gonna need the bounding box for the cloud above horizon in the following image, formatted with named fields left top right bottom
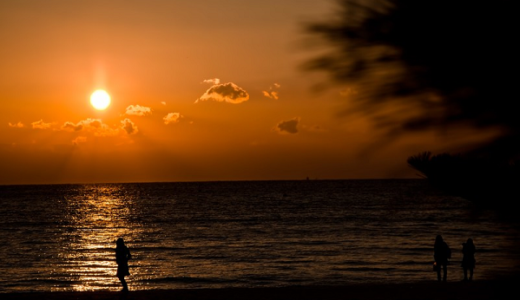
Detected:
left=32, top=119, right=52, bottom=129
left=263, top=83, right=281, bottom=100
left=62, top=121, right=83, bottom=132
left=61, top=118, right=120, bottom=136
left=125, top=105, right=152, bottom=116
left=121, top=118, right=138, bottom=135
left=22, top=117, right=141, bottom=138
left=275, top=117, right=299, bottom=134
left=72, top=136, right=87, bottom=145
left=196, top=82, right=249, bottom=104
left=202, top=78, right=220, bottom=85
left=8, top=122, right=24, bottom=128
left=163, top=112, right=182, bottom=125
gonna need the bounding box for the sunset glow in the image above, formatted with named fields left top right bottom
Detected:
left=90, top=90, right=111, bottom=110
left=1, top=1, right=517, bottom=296
left=0, top=0, right=458, bottom=185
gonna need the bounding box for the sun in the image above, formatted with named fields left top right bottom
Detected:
left=90, top=90, right=111, bottom=110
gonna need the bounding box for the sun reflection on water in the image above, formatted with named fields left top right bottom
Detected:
left=57, top=184, right=142, bottom=292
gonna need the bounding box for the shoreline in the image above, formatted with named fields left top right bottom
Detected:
left=2, top=280, right=516, bottom=300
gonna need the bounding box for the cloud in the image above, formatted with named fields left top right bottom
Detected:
left=161, top=101, right=166, bottom=105
left=61, top=118, right=119, bottom=136
left=275, top=117, right=300, bottom=134
left=263, top=83, right=281, bottom=100
left=125, top=105, right=152, bottom=116
left=85, top=119, right=120, bottom=136
left=62, top=121, right=83, bottom=131
left=202, top=78, right=220, bottom=85
left=28, top=117, right=141, bottom=137
left=121, top=118, right=138, bottom=135
left=196, top=82, right=249, bottom=104
left=80, top=119, right=118, bottom=136
left=163, top=112, right=183, bottom=125
left=263, top=90, right=279, bottom=100
left=31, top=119, right=52, bottom=129
left=8, top=122, right=24, bottom=128
left=72, top=136, right=87, bottom=145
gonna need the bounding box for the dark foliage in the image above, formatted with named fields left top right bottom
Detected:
left=304, top=0, right=519, bottom=161
left=407, top=152, right=519, bottom=205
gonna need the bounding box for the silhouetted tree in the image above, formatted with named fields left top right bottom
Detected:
left=407, top=152, right=519, bottom=204
left=304, top=0, right=519, bottom=161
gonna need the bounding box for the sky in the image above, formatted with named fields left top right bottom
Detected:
left=0, top=0, right=452, bottom=185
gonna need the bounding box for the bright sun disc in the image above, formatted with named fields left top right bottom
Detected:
left=90, top=90, right=111, bottom=110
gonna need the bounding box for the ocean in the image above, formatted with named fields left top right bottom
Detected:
left=0, top=179, right=519, bottom=293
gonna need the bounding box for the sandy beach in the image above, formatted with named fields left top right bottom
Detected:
left=2, top=280, right=516, bottom=300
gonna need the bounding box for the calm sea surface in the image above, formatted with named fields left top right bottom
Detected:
left=0, top=179, right=519, bottom=293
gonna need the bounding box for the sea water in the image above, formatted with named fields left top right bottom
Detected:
left=0, top=179, right=519, bottom=292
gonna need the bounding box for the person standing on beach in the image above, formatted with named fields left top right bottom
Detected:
left=115, top=238, right=132, bottom=292
left=461, top=238, right=476, bottom=281
left=434, top=235, right=451, bottom=282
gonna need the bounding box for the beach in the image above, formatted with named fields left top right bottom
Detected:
left=2, top=280, right=516, bottom=300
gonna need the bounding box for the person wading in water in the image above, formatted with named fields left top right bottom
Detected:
left=461, top=238, right=476, bottom=281
left=115, top=238, right=132, bottom=292
left=434, top=235, right=451, bottom=282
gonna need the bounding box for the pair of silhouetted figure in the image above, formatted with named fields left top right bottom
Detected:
left=434, top=235, right=476, bottom=282
left=116, top=238, right=132, bottom=292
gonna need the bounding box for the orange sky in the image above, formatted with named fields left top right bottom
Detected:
left=0, top=0, right=454, bottom=185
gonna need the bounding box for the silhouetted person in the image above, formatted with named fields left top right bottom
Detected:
left=115, top=238, right=131, bottom=292
left=461, top=238, right=476, bottom=281
left=434, top=235, right=451, bottom=282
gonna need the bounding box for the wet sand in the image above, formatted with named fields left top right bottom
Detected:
left=1, top=280, right=516, bottom=300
